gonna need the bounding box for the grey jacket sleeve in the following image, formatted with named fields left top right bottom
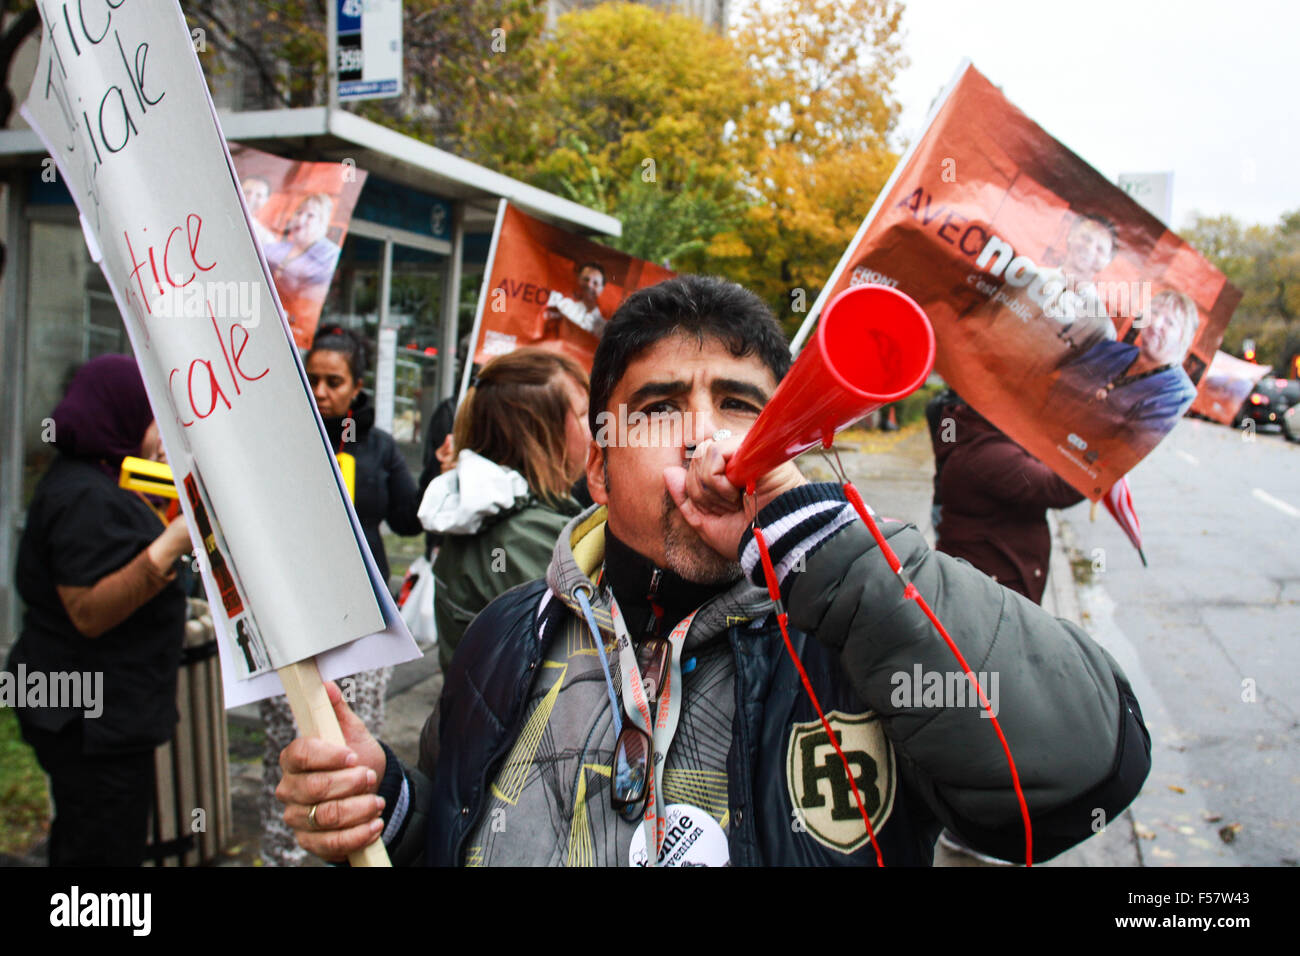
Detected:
left=739, top=482, right=1150, bottom=862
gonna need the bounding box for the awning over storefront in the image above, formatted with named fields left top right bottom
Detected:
left=0, top=108, right=618, bottom=646
left=0, top=106, right=621, bottom=237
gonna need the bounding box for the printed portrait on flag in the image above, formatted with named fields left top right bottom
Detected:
left=469, top=203, right=675, bottom=374
left=231, top=145, right=368, bottom=349
left=817, top=64, right=1241, bottom=499
left=1189, top=351, right=1272, bottom=425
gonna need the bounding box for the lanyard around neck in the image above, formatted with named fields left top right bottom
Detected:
left=573, top=579, right=703, bottom=866
left=609, top=596, right=696, bottom=868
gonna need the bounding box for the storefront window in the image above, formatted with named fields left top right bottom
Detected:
left=321, top=234, right=447, bottom=459
left=21, top=218, right=132, bottom=506
left=390, top=245, right=445, bottom=448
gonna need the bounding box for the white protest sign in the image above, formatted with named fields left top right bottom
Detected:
left=22, top=0, right=418, bottom=707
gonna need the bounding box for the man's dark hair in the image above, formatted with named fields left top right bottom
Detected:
left=588, top=274, right=791, bottom=437
left=577, top=261, right=606, bottom=281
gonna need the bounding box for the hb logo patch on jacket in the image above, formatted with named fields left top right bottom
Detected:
left=786, top=711, right=896, bottom=854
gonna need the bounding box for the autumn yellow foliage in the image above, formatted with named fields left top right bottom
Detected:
left=463, top=0, right=907, bottom=324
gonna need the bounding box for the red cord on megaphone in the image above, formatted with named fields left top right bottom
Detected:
left=731, top=284, right=1034, bottom=867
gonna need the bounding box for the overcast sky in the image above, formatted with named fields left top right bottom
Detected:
left=890, top=0, right=1297, bottom=230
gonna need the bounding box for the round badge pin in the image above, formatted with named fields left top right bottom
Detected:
left=629, top=803, right=730, bottom=867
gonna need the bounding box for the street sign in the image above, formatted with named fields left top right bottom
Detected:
left=337, top=0, right=403, bottom=101
left=1117, top=172, right=1174, bottom=226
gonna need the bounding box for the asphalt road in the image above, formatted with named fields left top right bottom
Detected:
left=1057, top=418, right=1299, bottom=867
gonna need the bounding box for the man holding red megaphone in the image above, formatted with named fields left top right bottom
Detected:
left=278, top=275, right=1149, bottom=868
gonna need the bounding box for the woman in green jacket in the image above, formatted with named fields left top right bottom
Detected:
left=420, top=349, right=591, bottom=669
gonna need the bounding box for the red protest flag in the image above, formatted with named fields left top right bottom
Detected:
left=795, top=62, right=1242, bottom=501
left=1101, top=475, right=1146, bottom=567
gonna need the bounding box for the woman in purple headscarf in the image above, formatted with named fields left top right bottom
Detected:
left=6, top=354, right=194, bottom=866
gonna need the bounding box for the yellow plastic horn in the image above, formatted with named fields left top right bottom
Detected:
left=119, top=456, right=178, bottom=499
left=337, top=452, right=356, bottom=502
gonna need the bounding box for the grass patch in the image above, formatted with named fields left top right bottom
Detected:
left=382, top=531, right=427, bottom=587
left=227, top=721, right=266, bottom=762
left=1069, top=551, right=1096, bottom=586
left=0, top=707, right=50, bottom=856
left=890, top=382, right=947, bottom=429
left=836, top=421, right=924, bottom=453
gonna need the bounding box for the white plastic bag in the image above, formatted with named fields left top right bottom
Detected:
left=396, top=555, right=436, bottom=648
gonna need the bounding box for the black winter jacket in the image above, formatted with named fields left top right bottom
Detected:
left=323, top=392, right=422, bottom=583
left=376, top=483, right=1150, bottom=866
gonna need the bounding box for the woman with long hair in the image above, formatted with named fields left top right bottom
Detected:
left=303, top=325, right=422, bottom=582
left=420, top=348, right=591, bottom=669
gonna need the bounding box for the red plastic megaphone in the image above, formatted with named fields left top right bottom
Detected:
left=725, top=285, right=936, bottom=487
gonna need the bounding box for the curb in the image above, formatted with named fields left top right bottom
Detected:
left=1042, top=509, right=1143, bottom=867
left=1044, top=510, right=1084, bottom=625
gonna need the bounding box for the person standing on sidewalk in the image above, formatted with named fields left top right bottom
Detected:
left=7, top=356, right=192, bottom=866
left=274, top=275, right=1149, bottom=868
left=257, top=325, right=421, bottom=866
left=926, top=389, right=1087, bottom=863
left=418, top=349, right=590, bottom=670
left=928, top=390, right=1085, bottom=605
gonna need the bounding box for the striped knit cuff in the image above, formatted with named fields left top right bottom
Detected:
left=739, top=483, right=867, bottom=597
left=378, top=741, right=410, bottom=845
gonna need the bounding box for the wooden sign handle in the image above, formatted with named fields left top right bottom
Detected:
left=278, top=658, right=392, bottom=868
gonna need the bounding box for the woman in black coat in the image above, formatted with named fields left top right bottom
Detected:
left=306, top=326, right=423, bottom=582
left=256, top=325, right=422, bottom=865
left=7, top=355, right=194, bottom=865
left=928, top=392, right=1084, bottom=605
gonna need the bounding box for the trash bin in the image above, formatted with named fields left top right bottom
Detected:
left=146, top=601, right=231, bottom=866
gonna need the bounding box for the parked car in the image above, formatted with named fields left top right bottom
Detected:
left=1235, top=377, right=1300, bottom=430
left=1282, top=403, right=1300, bottom=443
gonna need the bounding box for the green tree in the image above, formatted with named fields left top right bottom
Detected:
left=184, top=1, right=328, bottom=108
left=727, top=0, right=907, bottom=324
left=1184, top=210, right=1300, bottom=371
left=546, top=138, right=749, bottom=268
left=183, top=0, right=547, bottom=151
left=463, top=2, right=758, bottom=270
left=365, top=0, right=547, bottom=151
